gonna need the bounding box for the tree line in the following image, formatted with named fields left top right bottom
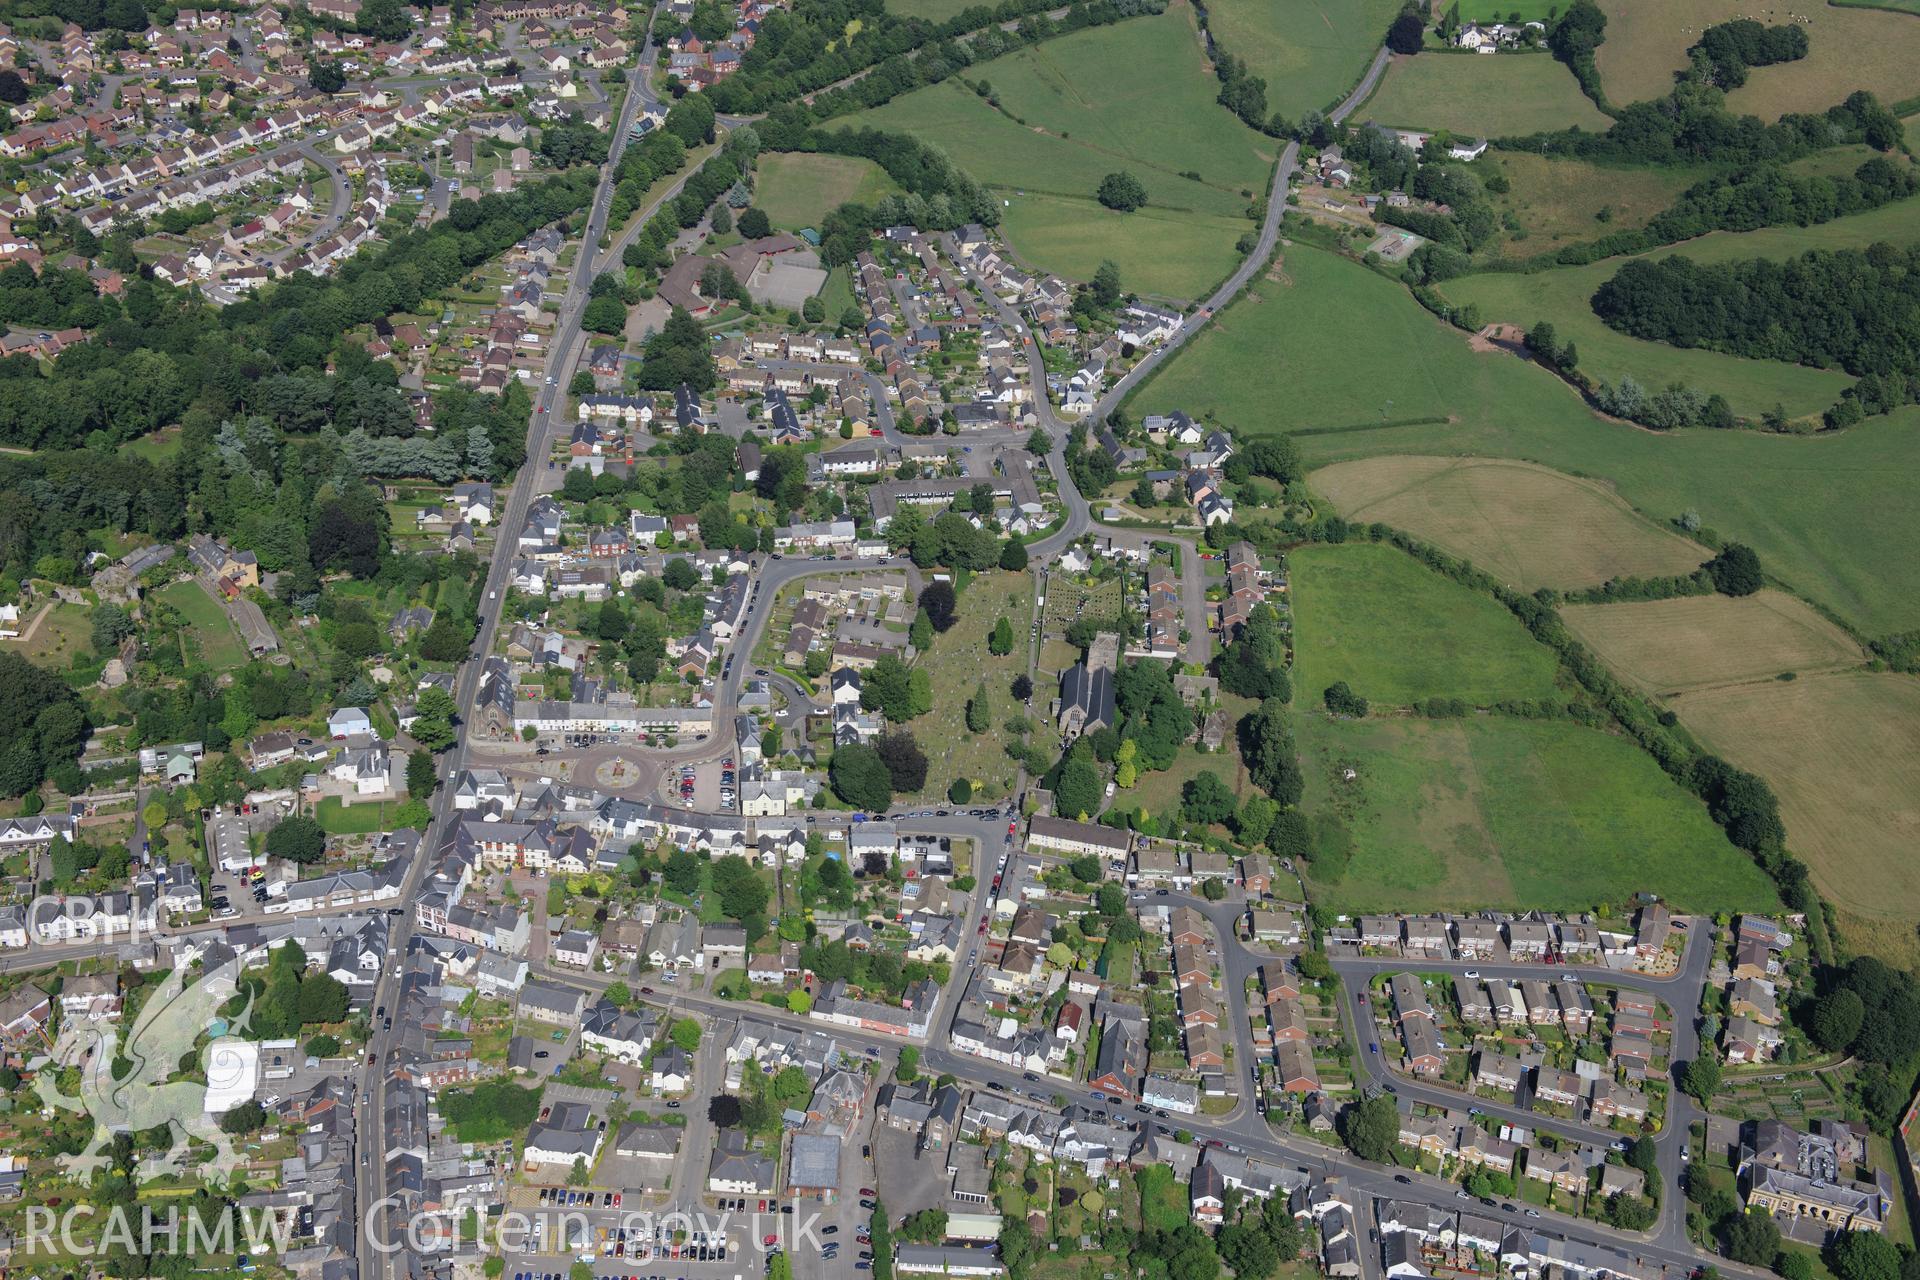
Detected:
left=694, top=0, right=1154, bottom=118
left=1690, top=18, right=1808, bottom=90
left=1591, top=243, right=1920, bottom=428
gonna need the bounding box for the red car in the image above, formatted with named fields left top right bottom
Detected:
left=858, top=1188, right=876, bottom=1197
left=763, top=1236, right=779, bottom=1248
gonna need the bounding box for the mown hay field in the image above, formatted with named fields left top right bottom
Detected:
left=1672, top=672, right=1920, bottom=953
left=1562, top=591, right=1862, bottom=695
left=1594, top=0, right=1920, bottom=116
left=1311, top=456, right=1707, bottom=591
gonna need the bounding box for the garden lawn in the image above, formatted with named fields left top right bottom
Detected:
left=1204, top=0, right=1405, bottom=118
left=1298, top=713, right=1781, bottom=913
left=1288, top=541, right=1563, bottom=707
left=1360, top=52, right=1609, bottom=136
left=1594, top=0, right=1920, bottom=117
left=156, top=579, right=249, bottom=669
left=753, top=153, right=901, bottom=231
left=314, top=796, right=400, bottom=835
left=1128, top=243, right=1920, bottom=636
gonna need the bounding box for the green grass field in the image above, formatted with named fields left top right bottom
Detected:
left=998, top=193, right=1247, bottom=300
left=1289, top=541, right=1563, bottom=707
left=1594, top=0, right=1920, bottom=115
left=1562, top=590, right=1863, bottom=695
left=1298, top=713, right=1782, bottom=912
left=1130, top=243, right=1920, bottom=636
left=753, top=153, right=901, bottom=231
left=848, top=9, right=1272, bottom=293
left=885, top=0, right=981, bottom=19
left=1204, top=0, right=1404, bottom=118
left=1433, top=196, right=1920, bottom=417
left=315, top=796, right=399, bottom=835
left=1360, top=52, right=1610, bottom=136
left=1483, top=152, right=1705, bottom=256
left=156, top=580, right=248, bottom=669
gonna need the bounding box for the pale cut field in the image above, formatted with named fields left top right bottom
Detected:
left=1310, top=456, right=1706, bottom=590
left=1673, top=671, right=1920, bottom=934
left=1594, top=0, right=1920, bottom=116
left=1562, top=590, right=1863, bottom=694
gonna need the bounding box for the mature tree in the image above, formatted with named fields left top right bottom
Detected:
left=1338, top=1093, right=1400, bottom=1162
left=1720, top=1210, right=1780, bottom=1266
left=988, top=617, right=1015, bottom=656
left=407, top=749, right=439, bottom=798
left=91, top=603, right=135, bottom=656
left=1681, top=1054, right=1722, bottom=1102
left=1241, top=700, right=1303, bottom=805
left=1217, top=1223, right=1279, bottom=1280
left=1706, top=543, right=1764, bottom=596
left=1810, top=989, right=1865, bottom=1052
left=965, top=683, right=990, bottom=734
left=876, top=731, right=929, bottom=792
left=410, top=685, right=459, bottom=752
left=708, top=1095, right=743, bottom=1127
left=220, top=1101, right=267, bottom=1135
left=663, top=558, right=700, bottom=591
left=266, top=815, right=326, bottom=864
left=919, top=581, right=956, bottom=632
left=737, top=208, right=771, bottom=239
left=1000, top=539, right=1030, bottom=571
left=830, top=744, right=893, bottom=811
left=1827, top=1231, right=1901, bottom=1280
left=1055, top=757, right=1102, bottom=819
left=1181, top=772, right=1236, bottom=826
left=1323, top=681, right=1370, bottom=718
left=1387, top=3, right=1427, bottom=53
left=1096, top=171, right=1147, bottom=212
left=663, top=848, right=704, bottom=896
left=1011, top=673, right=1033, bottom=701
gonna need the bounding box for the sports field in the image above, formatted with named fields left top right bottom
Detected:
left=1310, top=456, right=1707, bottom=590
left=1485, top=152, right=1705, bottom=255
left=1673, top=672, right=1920, bottom=951
left=753, top=153, right=901, bottom=231
left=1289, top=541, right=1563, bottom=707
left=1203, top=0, right=1404, bottom=118
left=1298, top=713, right=1781, bottom=913
left=998, top=193, right=1248, bottom=301
left=1360, top=52, right=1609, bottom=137
left=1563, top=591, right=1863, bottom=695
left=849, top=9, right=1273, bottom=289
left=1131, top=243, right=1920, bottom=637
left=1594, top=0, right=1920, bottom=115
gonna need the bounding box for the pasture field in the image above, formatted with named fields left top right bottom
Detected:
left=1562, top=591, right=1863, bottom=694
left=1360, top=52, right=1609, bottom=136
left=852, top=11, right=1272, bottom=211
left=1441, top=195, right=1920, bottom=413
left=753, top=153, right=901, bottom=230
left=1438, top=265, right=1853, bottom=418
left=1310, top=456, right=1707, bottom=590
left=1484, top=152, right=1704, bottom=254
left=156, top=580, right=248, bottom=669
left=1297, top=712, right=1781, bottom=912
left=1131, top=242, right=1920, bottom=636
left=1593, top=0, right=1920, bottom=115
left=1289, top=541, right=1563, bottom=707
left=1672, top=672, right=1920, bottom=955
left=1203, top=0, right=1406, bottom=118
left=997, top=194, right=1248, bottom=300
left=885, top=0, right=980, bottom=20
